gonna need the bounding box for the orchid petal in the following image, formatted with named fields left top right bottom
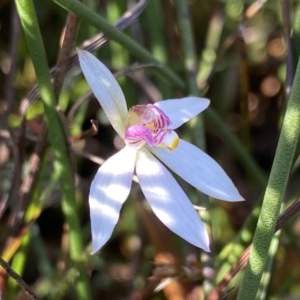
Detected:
left=154, top=97, right=210, bottom=129
left=136, top=149, right=210, bottom=251
left=151, top=140, right=244, bottom=201
left=89, top=147, right=136, bottom=253
left=78, top=49, right=128, bottom=136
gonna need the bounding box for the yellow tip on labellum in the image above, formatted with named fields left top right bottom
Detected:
left=159, top=131, right=180, bottom=151
left=168, top=137, right=179, bottom=151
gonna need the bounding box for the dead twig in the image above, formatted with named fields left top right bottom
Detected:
left=0, top=257, right=39, bottom=300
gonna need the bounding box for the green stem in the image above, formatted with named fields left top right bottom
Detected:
left=175, top=2, right=201, bottom=96
left=107, top=0, right=135, bottom=107
left=175, top=0, right=205, bottom=148
left=255, top=230, right=281, bottom=300
left=143, top=0, right=171, bottom=98
left=7, top=235, right=30, bottom=298
left=53, top=0, right=186, bottom=91
left=175, top=0, right=214, bottom=295
left=14, top=0, right=91, bottom=299
left=236, top=57, right=300, bottom=300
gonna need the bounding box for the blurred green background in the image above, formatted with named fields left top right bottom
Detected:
left=1, top=0, right=300, bottom=299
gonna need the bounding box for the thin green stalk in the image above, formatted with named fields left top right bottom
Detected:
left=174, top=0, right=206, bottom=145
left=7, top=235, right=30, bottom=298
left=53, top=0, right=186, bottom=91
left=197, top=6, right=223, bottom=90
left=143, top=0, right=171, bottom=98
left=107, top=0, right=136, bottom=107
left=236, top=56, right=300, bottom=300
left=14, top=0, right=91, bottom=299
left=175, top=0, right=203, bottom=111
left=175, top=0, right=214, bottom=295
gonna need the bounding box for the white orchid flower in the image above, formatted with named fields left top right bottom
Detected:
left=78, top=49, right=244, bottom=254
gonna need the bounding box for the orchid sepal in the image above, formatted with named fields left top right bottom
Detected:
left=89, top=147, right=136, bottom=253
left=151, top=139, right=244, bottom=201
left=136, top=149, right=210, bottom=252
left=78, top=49, right=128, bottom=137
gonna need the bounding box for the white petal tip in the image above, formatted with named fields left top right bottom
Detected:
left=77, top=48, right=88, bottom=58
left=177, top=230, right=211, bottom=252
left=91, top=237, right=107, bottom=254
left=194, top=233, right=211, bottom=252
left=221, top=192, right=245, bottom=202
left=203, top=246, right=211, bottom=253
left=197, top=97, right=210, bottom=107
left=187, top=238, right=210, bottom=252
left=197, top=242, right=211, bottom=253
left=91, top=245, right=101, bottom=255
left=91, top=249, right=97, bottom=255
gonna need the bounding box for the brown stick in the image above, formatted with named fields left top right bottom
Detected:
left=0, top=257, right=39, bottom=300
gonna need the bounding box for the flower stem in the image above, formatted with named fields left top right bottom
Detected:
left=175, top=0, right=206, bottom=148
left=15, top=0, right=91, bottom=298
left=174, top=1, right=201, bottom=94
left=175, top=0, right=214, bottom=295
left=143, top=0, right=172, bottom=99
left=236, top=55, right=300, bottom=300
